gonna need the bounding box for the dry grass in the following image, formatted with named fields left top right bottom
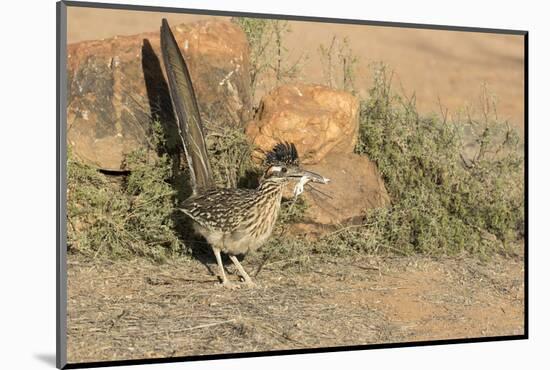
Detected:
left=67, top=246, right=524, bottom=364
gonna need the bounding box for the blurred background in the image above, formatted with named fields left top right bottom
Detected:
left=68, top=6, right=525, bottom=131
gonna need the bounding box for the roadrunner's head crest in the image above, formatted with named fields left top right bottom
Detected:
left=265, top=142, right=300, bottom=167
left=263, top=142, right=329, bottom=184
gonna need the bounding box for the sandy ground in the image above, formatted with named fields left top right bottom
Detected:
left=67, top=250, right=524, bottom=364
left=67, top=7, right=525, bottom=130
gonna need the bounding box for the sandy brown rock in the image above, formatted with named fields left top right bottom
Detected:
left=289, top=152, right=390, bottom=237
left=67, top=20, right=252, bottom=170
left=246, top=84, right=359, bottom=165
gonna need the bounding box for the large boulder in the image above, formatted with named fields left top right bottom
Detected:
left=67, top=20, right=252, bottom=170
left=290, top=152, right=390, bottom=237
left=246, top=84, right=359, bottom=164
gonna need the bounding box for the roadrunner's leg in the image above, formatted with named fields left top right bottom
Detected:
left=213, top=248, right=238, bottom=289
left=229, top=255, right=256, bottom=287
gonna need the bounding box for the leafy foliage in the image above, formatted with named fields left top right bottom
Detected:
left=354, top=64, right=524, bottom=256
left=204, top=120, right=257, bottom=189
left=67, top=123, right=185, bottom=262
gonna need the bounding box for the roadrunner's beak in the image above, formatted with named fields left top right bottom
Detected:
left=287, top=168, right=330, bottom=184
left=298, top=169, right=330, bottom=184
left=288, top=169, right=329, bottom=199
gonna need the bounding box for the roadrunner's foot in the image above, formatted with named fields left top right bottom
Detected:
left=213, top=248, right=241, bottom=289
left=242, top=280, right=257, bottom=289
left=229, top=255, right=257, bottom=288
left=221, top=279, right=240, bottom=290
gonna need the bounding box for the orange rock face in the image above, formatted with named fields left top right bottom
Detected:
left=246, top=84, right=359, bottom=164
left=67, top=20, right=252, bottom=170
left=289, top=152, right=390, bottom=237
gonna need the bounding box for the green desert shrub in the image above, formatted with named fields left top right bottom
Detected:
left=354, top=64, right=524, bottom=256
left=67, top=124, right=185, bottom=262
left=204, top=120, right=257, bottom=189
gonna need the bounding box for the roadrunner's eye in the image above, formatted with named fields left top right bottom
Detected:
left=281, top=167, right=287, bottom=173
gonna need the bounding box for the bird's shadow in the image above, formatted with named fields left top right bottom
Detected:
left=141, top=38, right=220, bottom=269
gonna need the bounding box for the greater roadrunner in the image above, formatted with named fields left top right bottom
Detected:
left=160, top=19, right=329, bottom=288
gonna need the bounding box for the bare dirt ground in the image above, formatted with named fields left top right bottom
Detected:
left=67, top=249, right=524, bottom=364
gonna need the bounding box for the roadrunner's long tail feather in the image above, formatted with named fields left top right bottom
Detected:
left=160, top=18, right=214, bottom=194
